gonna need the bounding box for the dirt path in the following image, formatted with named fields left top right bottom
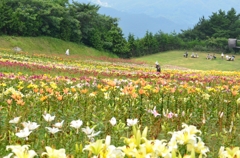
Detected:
left=163, top=65, right=191, bottom=70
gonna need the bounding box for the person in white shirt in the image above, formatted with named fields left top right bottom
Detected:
left=221, top=53, right=224, bottom=59
left=66, top=49, right=69, bottom=55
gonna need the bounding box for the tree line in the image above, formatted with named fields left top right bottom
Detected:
left=0, top=0, right=240, bottom=58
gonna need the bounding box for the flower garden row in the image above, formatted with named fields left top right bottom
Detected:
left=1, top=50, right=240, bottom=157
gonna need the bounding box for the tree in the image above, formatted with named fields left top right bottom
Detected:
left=226, top=8, right=240, bottom=38
left=106, top=25, right=129, bottom=58
left=193, top=16, right=211, bottom=40
left=0, top=0, right=13, bottom=35
left=154, top=31, right=169, bottom=51
left=206, top=37, right=228, bottom=52
left=0, top=0, right=69, bottom=37
left=88, top=28, right=103, bottom=50
left=142, top=31, right=158, bottom=55
left=0, top=0, right=24, bottom=35
left=127, top=33, right=137, bottom=57
left=208, top=10, right=230, bottom=38
left=71, top=2, right=100, bottom=46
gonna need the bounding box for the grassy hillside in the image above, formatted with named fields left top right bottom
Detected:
left=135, top=50, right=240, bottom=71
left=0, top=35, right=117, bottom=58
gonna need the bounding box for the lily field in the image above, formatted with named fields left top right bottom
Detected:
left=1, top=48, right=240, bottom=158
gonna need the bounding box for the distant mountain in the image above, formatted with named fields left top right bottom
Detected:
left=75, top=0, right=240, bottom=37
left=98, top=7, right=188, bottom=38
left=90, top=0, right=239, bottom=22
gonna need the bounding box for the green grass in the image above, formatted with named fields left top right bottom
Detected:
left=135, top=50, right=240, bottom=71
left=0, top=35, right=117, bottom=58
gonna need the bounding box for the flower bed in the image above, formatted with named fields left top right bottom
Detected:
left=0, top=50, right=240, bottom=157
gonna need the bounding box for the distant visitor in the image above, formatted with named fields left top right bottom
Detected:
left=155, top=61, right=161, bottom=73
left=66, top=49, right=69, bottom=55
left=183, top=52, right=188, bottom=58
left=226, top=55, right=235, bottom=61
left=191, top=52, right=199, bottom=58
left=206, top=54, right=216, bottom=60
left=221, top=53, right=224, bottom=59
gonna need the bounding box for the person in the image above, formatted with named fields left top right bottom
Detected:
left=65, top=49, right=69, bottom=55
left=206, top=54, right=210, bottom=59
left=226, top=55, right=235, bottom=61
left=213, top=54, right=216, bottom=59
left=183, top=52, right=188, bottom=58
left=191, top=52, right=194, bottom=58
left=155, top=61, right=161, bottom=73
left=226, top=55, right=230, bottom=60
left=221, top=53, right=224, bottom=59
left=195, top=53, right=199, bottom=58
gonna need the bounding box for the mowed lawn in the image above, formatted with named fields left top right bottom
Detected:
left=135, top=50, right=240, bottom=71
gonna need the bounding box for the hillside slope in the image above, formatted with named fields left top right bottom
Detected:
left=0, top=36, right=116, bottom=58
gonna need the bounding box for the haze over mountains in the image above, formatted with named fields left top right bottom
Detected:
left=76, top=0, right=239, bottom=38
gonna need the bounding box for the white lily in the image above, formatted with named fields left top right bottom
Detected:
left=54, top=120, right=64, bottom=128
left=127, top=118, right=138, bottom=126
left=15, top=127, right=32, bottom=140
left=42, top=113, right=55, bottom=122
left=109, top=117, right=117, bottom=126
left=22, top=121, right=40, bottom=131
left=82, top=126, right=101, bottom=140
left=9, top=116, right=21, bottom=124
left=45, top=127, right=61, bottom=134
left=82, top=126, right=94, bottom=135
left=87, top=131, right=101, bottom=140
left=70, top=119, right=83, bottom=134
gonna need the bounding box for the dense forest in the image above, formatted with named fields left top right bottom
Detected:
left=0, top=0, right=240, bottom=58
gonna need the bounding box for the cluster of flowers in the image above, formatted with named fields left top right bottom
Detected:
left=81, top=123, right=240, bottom=158
left=9, top=113, right=101, bottom=141
left=6, top=117, right=240, bottom=158
left=4, top=145, right=66, bottom=158
left=83, top=123, right=210, bottom=158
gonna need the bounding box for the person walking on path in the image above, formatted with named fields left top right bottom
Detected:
left=155, top=61, right=161, bottom=73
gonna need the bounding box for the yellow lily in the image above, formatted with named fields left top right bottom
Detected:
left=83, top=135, right=113, bottom=157
left=225, top=147, right=240, bottom=158
left=5, top=145, right=37, bottom=158
left=41, top=146, right=66, bottom=158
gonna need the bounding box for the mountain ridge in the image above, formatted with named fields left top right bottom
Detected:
left=98, top=7, right=188, bottom=38
left=76, top=0, right=240, bottom=38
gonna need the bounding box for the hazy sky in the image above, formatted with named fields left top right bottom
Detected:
left=91, top=0, right=110, bottom=7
